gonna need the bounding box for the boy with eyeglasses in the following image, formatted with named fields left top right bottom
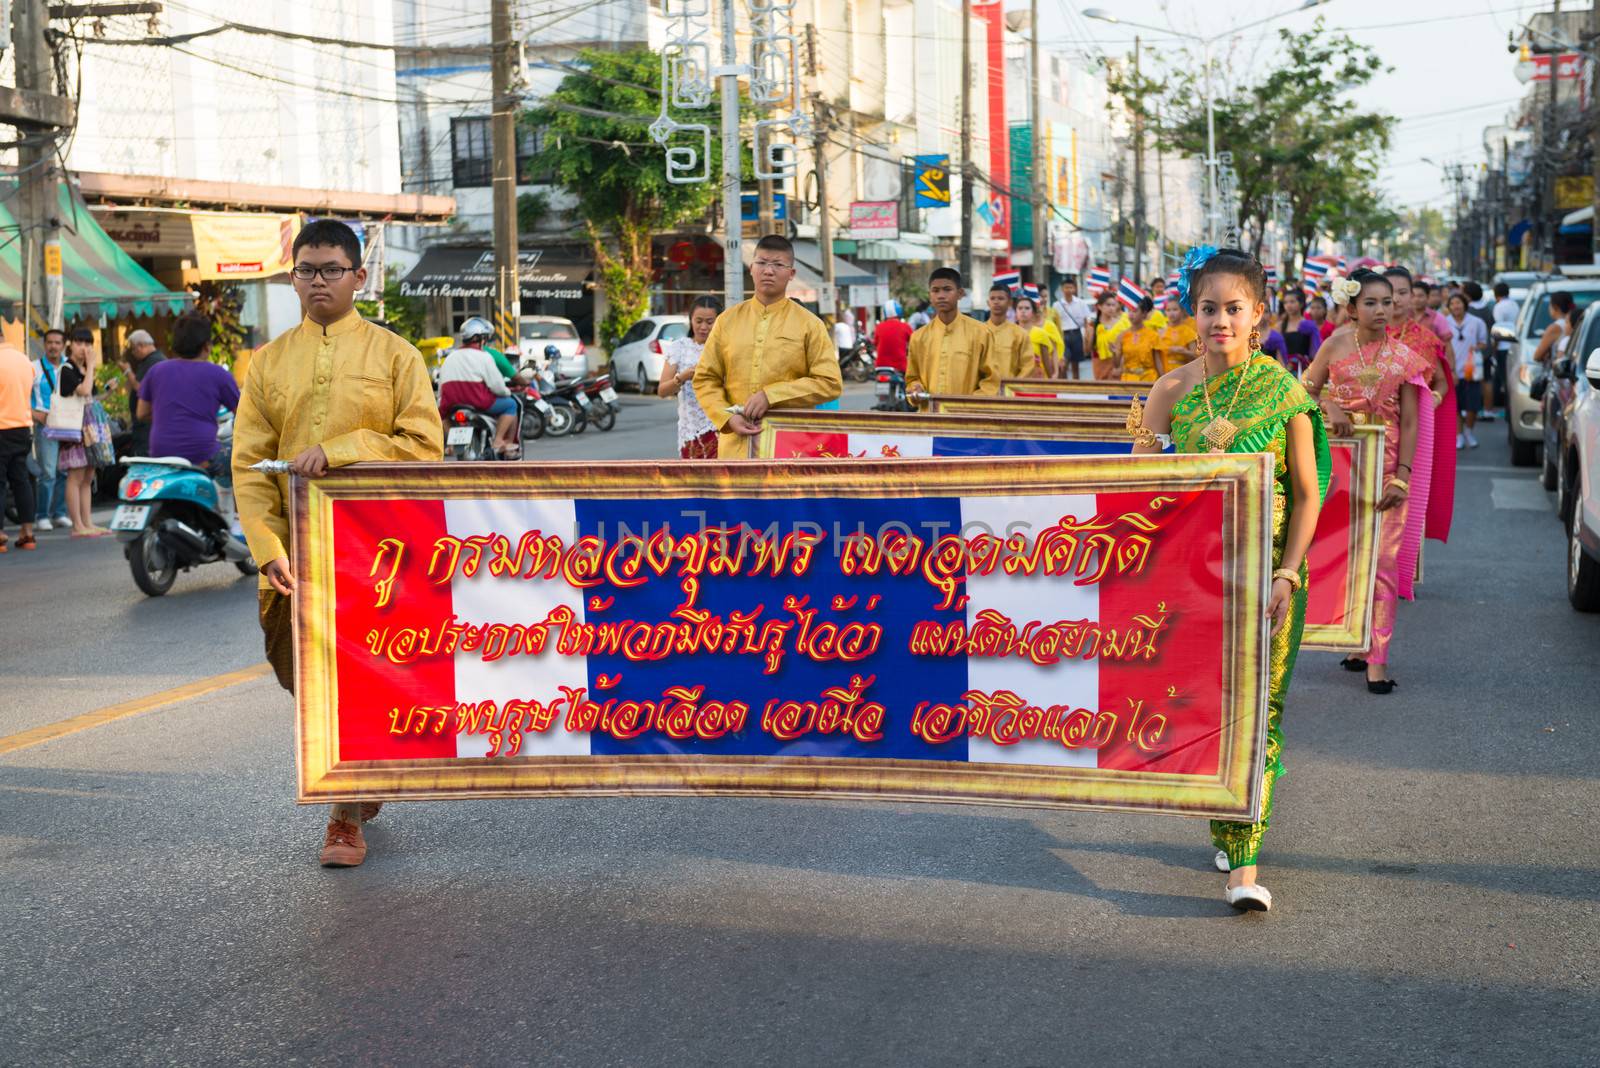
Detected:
left=233, top=219, right=442, bottom=868
left=692, top=233, right=841, bottom=458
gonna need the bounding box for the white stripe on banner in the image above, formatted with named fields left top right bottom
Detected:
left=959, top=494, right=1099, bottom=769
left=845, top=433, right=935, bottom=458
left=445, top=499, right=591, bottom=758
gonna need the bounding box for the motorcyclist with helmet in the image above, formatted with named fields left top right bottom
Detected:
left=435, top=317, right=520, bottom=458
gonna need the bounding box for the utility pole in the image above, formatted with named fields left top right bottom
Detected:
left=11, top=0, right=70, bottom=335
left=1155, top=103, right=1168, bottom=282
left=1114, top=155, right=1126, bottom=283
left=958, top=0, right=973, bottom=286
left=1544, top=0, right=1562, bottom=271
left=1130, top=36, right=1146, bottom=286
left=490, top=0, right=520, bottom=349
left=805, top=26, right=835, bottom=317
left=718, top=0, right=743, bottom=303
left=1029, top=0, right=1047, bottom=291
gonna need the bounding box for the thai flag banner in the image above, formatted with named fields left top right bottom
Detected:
left=1264, top=265, right=1279, bottom=285
left=1303, top=256, right=1335, bottom=281
left=992, top=270, right=1021, bottom=292
left=1088, top=266, right=1113, bottom=292
left=292, top=459, right=1273, bottom=819
left=1117, top=277, right=1147, bottom=311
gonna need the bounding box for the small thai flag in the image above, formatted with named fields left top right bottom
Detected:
left=1088, top=266, right=1112, bottom=293
left=993, top=270, right=1021, bottom=292
left=1303, top=280, right=1319, bottom=300
left=1336, top=255, right=1349, bottom=273
left=1165, top=271, right=1180, bottom=291
left=1019, top=285, right=1043, bottom=303
left=1264, top=265, right=1279, bottom=285
left=1117, top=277, right=1147, bottom=311
left=1304, top=256, right=1335, bottom=281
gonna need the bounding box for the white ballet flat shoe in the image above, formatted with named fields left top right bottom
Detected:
left=1214, top=850, right=1231, bottom=873
left=1225, top=883, right=1272, bottom=911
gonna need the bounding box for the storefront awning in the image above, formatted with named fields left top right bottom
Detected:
left=0, top=183, right=190, bottom=320
left=398, top=246, right=591, bottom=301
left=854, top=237, right=937, bottom=262
left=1561, top=206, right=1593, bottom=234
left=792, top=239, right=877, bottom=286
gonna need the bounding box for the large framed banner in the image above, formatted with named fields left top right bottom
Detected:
left=291, top=457, right=1273, bottom=819
left=1001, top=379, right=1152, bottom=401
left=1301, top=425, right=1384, bottom=652
left=754, top=410, right=1170, bottom=459
left=927, top=395, right=1130, bottom=421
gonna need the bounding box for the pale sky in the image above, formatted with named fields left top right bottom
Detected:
left=1047, top=0, right=1547, bottom=211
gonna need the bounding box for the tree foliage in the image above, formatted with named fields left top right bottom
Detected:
left=525, top=49, right=729, bottom=345
left=1108, top=19, right=1395, bottom=270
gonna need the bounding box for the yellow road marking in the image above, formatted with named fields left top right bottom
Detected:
left=0, top=663, right=273, bottom=756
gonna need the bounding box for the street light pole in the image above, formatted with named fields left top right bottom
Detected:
left=1203, top=39, right=1218, bottom=245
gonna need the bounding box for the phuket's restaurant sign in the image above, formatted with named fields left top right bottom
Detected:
left=292, top=458, right=1273, bottom=819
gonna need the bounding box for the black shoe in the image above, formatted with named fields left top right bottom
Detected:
left=1367, top=678, right=1397, bottom=695
left=1341, top=657, right=1368, bottom=672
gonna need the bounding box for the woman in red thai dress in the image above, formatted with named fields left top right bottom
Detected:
left=1305, top=270, right=1436, bottom=694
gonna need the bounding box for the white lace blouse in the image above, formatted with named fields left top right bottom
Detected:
left=664, top=335, right=715, bottom=445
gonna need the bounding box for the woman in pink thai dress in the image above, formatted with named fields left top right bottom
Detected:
left=1304, top=269, right=1436, bottom=695
left=1384, top=266, right=1454, bottom=553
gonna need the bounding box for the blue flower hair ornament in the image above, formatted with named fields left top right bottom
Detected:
left=1175, top=244, right=1219, bottom=315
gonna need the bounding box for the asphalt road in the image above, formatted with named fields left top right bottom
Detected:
left=2, top=405, right=1596, bottom=1067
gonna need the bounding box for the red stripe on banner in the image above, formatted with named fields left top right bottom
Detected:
left=1095, top=488, right=1226, bottom=776
left=1305, top=440, right=1354, bottom=629
left=332, top=498, right=457, bottom=762
left=770, top=430, right=850, bottom=459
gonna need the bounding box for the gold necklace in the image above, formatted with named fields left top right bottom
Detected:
left=1352, top=332, right=1388, bottom=391
left=1200, top=355, right=1256, bottom=452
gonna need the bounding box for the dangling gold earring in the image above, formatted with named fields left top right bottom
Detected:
left=1248, top=329, right=1261, bottom=353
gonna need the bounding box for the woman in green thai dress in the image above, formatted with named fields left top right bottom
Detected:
left=1130, top=247, right=1330, bottom=912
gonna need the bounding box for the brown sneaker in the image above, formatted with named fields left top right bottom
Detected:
left=359, top=801, right=382, bottom=823
left=318, top=817, right=367, bottom=867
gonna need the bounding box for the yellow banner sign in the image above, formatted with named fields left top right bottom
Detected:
left=190, top=212, right=299, bottom=280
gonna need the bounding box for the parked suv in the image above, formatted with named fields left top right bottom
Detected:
left=1543, top=300, right=1600, bottom=490
left=610, top=315, right=690, bottom=393
left=1499, top=280, right=1600, bottom=466
left=1559, top=343, right=1600, bottom=610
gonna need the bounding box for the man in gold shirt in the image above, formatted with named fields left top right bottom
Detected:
left=906, top=268, right=1000, bottom=400
left=985, top=282, right=1037, bottom=379
left=233, top=219, right=442, bottom=869
left=692, top=234, right=842, bottom=458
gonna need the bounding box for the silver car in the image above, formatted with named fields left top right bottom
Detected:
left=1500, top=280, right=1600, bottom=467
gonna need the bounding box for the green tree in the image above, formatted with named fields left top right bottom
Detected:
left=1109, top=19, right=1393, bottom=264
left=526, top=49, right=731, bottom=346
left=357, top=269, right=427, bottom=344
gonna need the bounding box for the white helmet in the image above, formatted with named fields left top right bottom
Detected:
left=458, top=317, right=494, bottom=345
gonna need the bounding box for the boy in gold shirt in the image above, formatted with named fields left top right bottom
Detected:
left=692, top=234, right=842, bottom=458
left=985, top=282, right=1036, bottom=379
left=233, top=219, right=443, bottom=869
left=906, top=268, right=1000, bottom=400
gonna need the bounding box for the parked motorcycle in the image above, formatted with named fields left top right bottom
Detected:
left=872, top=366, right=912, bottom=412
left=841, top=337, right=876, bottom=383
left=579, top=370, right=621, bottom=431
left=530, top=344, right=590, bottom=436
left=114, top=425, right=255, bottom=596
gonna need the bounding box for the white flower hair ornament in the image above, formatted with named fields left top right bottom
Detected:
left=1328, top=275, right=1362, bottom=307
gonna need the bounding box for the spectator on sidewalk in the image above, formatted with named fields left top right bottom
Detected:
left=119, top=328, right=166, bottom=457
left=28, top=328, right=70, bottom=531
left=0, top=339, right=38, bottom=552
left=232, top=219, right=442, bottom=869
left=136, top=311, right=241, bottom=498
left=57, top=329, right=109, bottom=538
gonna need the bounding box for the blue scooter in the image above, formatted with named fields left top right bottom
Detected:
left=113, top=415, right=256, bottom=596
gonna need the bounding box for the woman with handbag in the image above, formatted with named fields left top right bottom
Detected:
left=54, top=328, right=109, bottom=537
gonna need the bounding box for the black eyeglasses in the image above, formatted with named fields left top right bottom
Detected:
left=291, top=265, right=354, bottom=281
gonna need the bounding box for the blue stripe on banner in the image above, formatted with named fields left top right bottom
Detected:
left=931, top=437, right=1134, bottom=457
left=575, top=496, right=970, bottom=760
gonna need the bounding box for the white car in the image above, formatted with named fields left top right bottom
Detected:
left=610, top=315, right=689, bottom=392
left=519, top=316, right=588, bottom=379
left=1561, top=342, right=1600, bottom=610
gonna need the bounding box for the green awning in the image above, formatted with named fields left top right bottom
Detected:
left=0, top=182, right=191, bottom=321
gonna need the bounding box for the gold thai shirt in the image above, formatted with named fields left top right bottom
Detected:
left=692, top=296, right=842, bottom=458
left=233, top=308, right=443, bottom=584
left=988, top=320, right=1037, bottom=379
left=907, top=313, right=1000, bottom=397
